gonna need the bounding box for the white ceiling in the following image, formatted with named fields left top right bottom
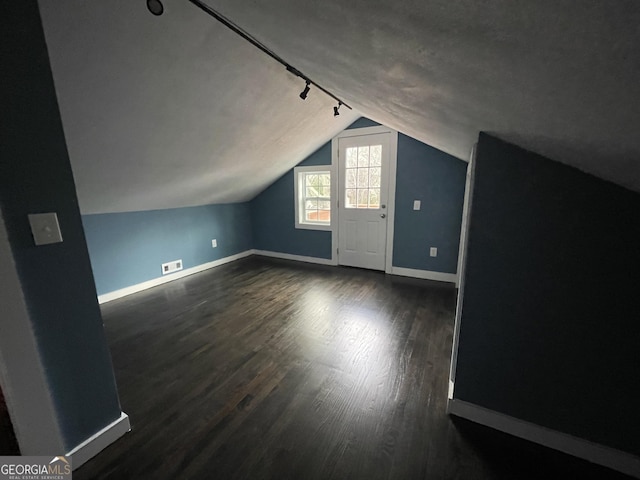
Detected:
left=39, top=0, right=640, bottom=214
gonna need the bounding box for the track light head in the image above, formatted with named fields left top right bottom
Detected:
left=334, top=102, right=342, bottom=116
left=147, top=0, right=164, bottom=16
left=299, top=81, right=311, bottom=100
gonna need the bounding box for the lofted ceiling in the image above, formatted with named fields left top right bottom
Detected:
left=39, top=0, right=640, bottom=214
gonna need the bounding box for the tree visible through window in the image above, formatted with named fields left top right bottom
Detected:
left=344, top=145, right=381, bottom=209
left=303, top=172, right=330, bottom=222
left=294, top=166, right=331, bottom=230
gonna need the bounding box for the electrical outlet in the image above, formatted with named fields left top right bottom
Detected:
left=211, top=239, right=217, bottom=248
left=430, top=247, right=438, bottom=257
left=413, top=200, right=421, bottom=211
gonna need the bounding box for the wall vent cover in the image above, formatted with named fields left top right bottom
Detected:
left=161, top=259, right=183, bottom=275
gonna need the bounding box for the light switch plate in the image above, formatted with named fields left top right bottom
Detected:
left=430, top=247, right=438, bottom=257
left=413, top=200, right=421, bottom=210
left=28, top=213, right=63, bottom=246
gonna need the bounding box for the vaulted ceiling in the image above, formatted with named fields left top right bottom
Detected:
left=39, top=0, right=640, bottom=214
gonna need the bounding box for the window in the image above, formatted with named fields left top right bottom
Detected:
left=294, top=166, right=332, bottom=230
left=344, top=144, right=382, bottom=209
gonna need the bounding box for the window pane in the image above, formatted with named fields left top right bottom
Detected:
left=317, top=210, right=330, bottom=222
left=346, top=168, right=357, bottom=188
left=370, top=145, right=382, bottom=166
left=345, top=189, right=356, bottom=208
left=346, top=148, right=357, bottom=168
left=369, top=167, right=381, bottom=187
left=357, top=146, right=370, bottom=167
left=296, top=167, right=331, bottom=228
left=357, top=189, right=369, bottom=208
left=369, top=189, right=380, bottom=208
left=305, top=174, right=318, bottom=187
left=357, top=168, right=369, bottom=188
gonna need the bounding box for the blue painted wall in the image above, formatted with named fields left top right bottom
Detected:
left=251, top=118, right=467, bottom=274
left=393, top=135, right=467, bottom=273
left=250, top=142, right=333, bottom=259
left=346, top=117, right=381, bottom=129
left=83, top=203, right=252, bottom=295
left=455, top=133, right=640, bottom=456
left=1, top=0, right=121, bottom=450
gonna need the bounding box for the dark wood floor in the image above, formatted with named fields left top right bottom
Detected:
left=76, top=256, right=631, bottom=479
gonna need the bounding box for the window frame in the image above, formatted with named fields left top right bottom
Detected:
left=294, top=165, right=333, bottom=231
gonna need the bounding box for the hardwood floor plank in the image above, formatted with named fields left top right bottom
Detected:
left=74, top=257, right=633, bottom=480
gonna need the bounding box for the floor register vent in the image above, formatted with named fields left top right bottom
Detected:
left=161, top=259, right=183, bottom=275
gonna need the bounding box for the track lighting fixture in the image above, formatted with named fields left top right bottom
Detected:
left=148, top=0, right=352, bottom=116
left=146, top=0, right=164, bottom=16
left=299, top=81, right=311, bottom=100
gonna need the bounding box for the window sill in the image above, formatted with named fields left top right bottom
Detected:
left=295, top=223, right=332, bottom=232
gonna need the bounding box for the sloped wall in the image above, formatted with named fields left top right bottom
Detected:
left=454, top=133, right=640, bottom=455
left=0, top=0, right=122, bottom=450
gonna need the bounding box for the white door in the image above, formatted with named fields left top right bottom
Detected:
left=338, top=133, right=390, bottom=270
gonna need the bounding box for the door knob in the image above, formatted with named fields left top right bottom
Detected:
left=380, top=214, right=386, bottom=218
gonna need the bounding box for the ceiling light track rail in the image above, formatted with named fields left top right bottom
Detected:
left=160, top=0, right=352, bottom=112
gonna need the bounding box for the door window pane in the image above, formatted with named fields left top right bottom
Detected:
left=357, top=168, right=369, bottom=188
left=368, top=189, right=380, bottom=208
left=345, top=188, right=357, bottom=208
left=357, top=189, right=369, bottom=208
left=346, top=148, right=358, bottom=168
left=344, top=143, right=383, bottom=209
left=346, top=168, right=357, bottom=188
left=370, top=145, right=382, bottom=166
left=369, top=167, right=381, bottom=187
left=357, top=146, right=370, bottom=167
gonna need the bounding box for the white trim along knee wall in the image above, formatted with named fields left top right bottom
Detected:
left=446, top=145, right=640, bottom=479
left=1, top=211, right=130, bottom=470
left=447, top=399, right=640, bottom=478
left=97, top=249, right=458, bottom=304
left=94, top=246, right=640, bottom=478
left=97, top=250, right=255, bottom=304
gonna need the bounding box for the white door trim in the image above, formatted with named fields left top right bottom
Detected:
left=448, top=143, right=477, bottom=399
left=331, top=125, right=398, bottom=273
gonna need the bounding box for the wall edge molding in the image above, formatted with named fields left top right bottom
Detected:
left=97, top=250, right=253, bottom=304
left=447, top=399, right=640, bottom=479
left=66, top=412, right=130, bottom=470
left=252, top=250, right=334, bottom=266
left=391, top=266, right=457, bottom=284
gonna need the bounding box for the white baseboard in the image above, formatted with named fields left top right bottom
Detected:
left=97, top=250, right=253, bottom=304
left=253, top=249, right=335, bottom=266
left=98, top=253, right=455, bottom=304
left=66, top=412, right=130, bottom=470
left=391, top=266, right=457, bottom=284
left=447, top=399, right=640, bottom=479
